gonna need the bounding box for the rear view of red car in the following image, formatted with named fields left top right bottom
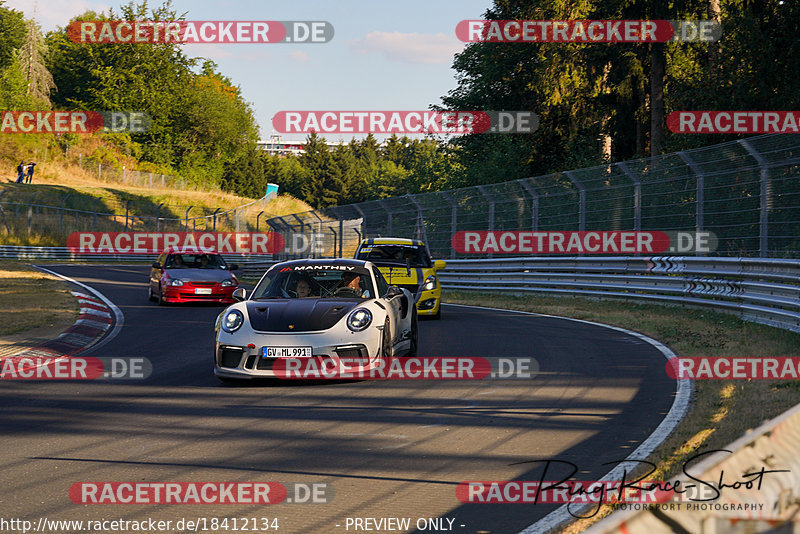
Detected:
left=148, top=251, right=239, bottom=305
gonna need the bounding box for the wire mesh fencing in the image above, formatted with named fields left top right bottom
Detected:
left=264, top=133, right=800, bottom=260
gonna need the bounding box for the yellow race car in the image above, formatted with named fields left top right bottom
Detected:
left=354, top=238, right=446, bottom=319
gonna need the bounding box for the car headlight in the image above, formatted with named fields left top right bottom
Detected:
left=347, top=308, right=372, bottom=332
left=221, top=309, right=244, bottom=333
left=168, top=279, right=184, bottom=286
left=423, top=275, right=437, bottom=291
left=221, top=279, right=235, bottom=287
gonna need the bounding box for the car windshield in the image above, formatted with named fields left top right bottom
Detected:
left=356, top=244, right=432, bottom=268
left=165, top=253, right=227, bottom=269
left=251, top=266, right=375, bottom=299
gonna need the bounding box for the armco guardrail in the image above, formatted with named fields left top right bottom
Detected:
left=438, top=256, right=800, bottom=333
left=583, top=401, right=800, bottom=534
left=0, top=245, right=274, bottom=266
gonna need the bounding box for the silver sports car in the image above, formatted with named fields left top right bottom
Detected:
left=214, top=258, right=418, bottom=381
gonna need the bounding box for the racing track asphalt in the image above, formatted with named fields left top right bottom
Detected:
left=0, top=264, right=678, bottom=534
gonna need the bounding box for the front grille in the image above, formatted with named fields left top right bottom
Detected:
left=190, top=281, right=216, bottom=286
left=334, top=345, right=368, bottom=359
left=398, top=284, right=419, bottom=294
left=256, top=357, right=277, bottom=370
left=220, top=348, right=243, bottom=368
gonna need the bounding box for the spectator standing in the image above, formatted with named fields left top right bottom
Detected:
left=15, top=160, right=25, bottom=183
left=25, top=161, right=36, bottom=183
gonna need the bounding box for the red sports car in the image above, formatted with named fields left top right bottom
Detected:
left=148, top=251, right=240, bottom=305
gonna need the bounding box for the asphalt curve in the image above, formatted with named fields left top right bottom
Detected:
left=0, top=264, right=677, bottom=534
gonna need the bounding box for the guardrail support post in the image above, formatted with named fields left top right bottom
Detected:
left=256, top=211, right=264, bottom=232
left=93, top=196, right=100, bottom=230
left=564, top=171, right=586, bottom=231
left=738, top=139, right=770, bottom=258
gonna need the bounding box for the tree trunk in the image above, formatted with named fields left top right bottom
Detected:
left=650, top=42, right=666, bottom=157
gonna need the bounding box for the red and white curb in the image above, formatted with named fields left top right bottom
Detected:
left=3, top=267, right=124, bottom=361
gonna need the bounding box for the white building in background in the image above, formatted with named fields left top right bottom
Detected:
left=256, top=134, right=350, bottom=157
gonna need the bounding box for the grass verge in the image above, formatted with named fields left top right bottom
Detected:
left=443, top=291, right=800, bottom=532
left=0, top=261, right=79, bottom=337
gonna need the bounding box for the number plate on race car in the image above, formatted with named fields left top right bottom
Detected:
left=262, top=347, right=313, bottom=358
left=195, top=288, right=212, bottom=295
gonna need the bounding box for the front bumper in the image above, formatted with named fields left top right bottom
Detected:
left=415, top=286, right=441, bottom=315
left=162, top=285, right=237, bottom=304
left=214, top=329, right=382, bottom=378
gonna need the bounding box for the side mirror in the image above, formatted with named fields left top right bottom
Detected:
left=152, top=262, right=161, bottom=269
left=232, top=288, right=247, bottom=301
left=386, top=285, right=403, bottom=298
left=229, top=263, right=239, bottom=271
left=433, top=260, right=447, bottom=271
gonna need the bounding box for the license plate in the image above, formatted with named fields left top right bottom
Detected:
left=262, top=347, right=313, bottom=358
left=195, top=288, right=212, bottom=295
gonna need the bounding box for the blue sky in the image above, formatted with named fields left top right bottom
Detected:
left=7, top=0, right=491, bottom=142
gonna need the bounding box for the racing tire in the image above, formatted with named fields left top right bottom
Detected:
left=148, top=285, right=156, bottom=302
left=156, top=284, right=166, bottom=306
left=406, top=309, right=418, bottom=357
left=380, top=318, right=392, bottom=360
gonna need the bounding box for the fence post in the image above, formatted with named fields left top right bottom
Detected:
left=476, top=185, right=496, bottom=259
left=564, top=171, right=586, bottom=231
left=406, top=194, right=428, bottom=247
left=212, top=208, right=221, bottom=231
left=124, top=200, right=132, bottom=231
left=98, top=162, right=102, bottom=180
left=676, top=152, right=704, bottom=233
left=440, top=192, right=457, bottom=259
left=329, top=227, right=338, bottom=258
left=338, top=218, right=344, bottom=257
left=27, top=193, right=38, bottom=235
left=185, top=206, right=193, bottom=231
left=738, top=139, right=770, bottom=257
left=122, top=165, right=126, bottom=184
left=256, top=211, right=264, bottom=232
left=155, top=202, right=165, bottom=232
left=149, top=172, right=153, bottom=188
left=59, top=194, right=71, bottom=234
left=352, top=204, right=366, bottom=243
left=93, top=196, right=101, bottom=230
left=161, top=174, right=165, bottom=187
left=616, top=162, right=642, bottom=232
left=377, top=200, right=393, bottom=236
left=517, top=179, right=541, bottom=232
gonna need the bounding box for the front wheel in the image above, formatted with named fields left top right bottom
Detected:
left=406, top=309, right=418, bottom=356
left=380, top=318, right=392, bottom=360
